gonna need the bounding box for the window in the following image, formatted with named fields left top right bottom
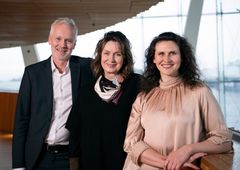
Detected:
left=0, top=47, right=24, bottom=92
left=0, top=0, right=239, bottom=131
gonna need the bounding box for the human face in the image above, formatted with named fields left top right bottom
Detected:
left=153, top=40, right=181, bottom=82
left=48, top=23, right=76, bottom=62
left=101, top=41, right=124, bottom=80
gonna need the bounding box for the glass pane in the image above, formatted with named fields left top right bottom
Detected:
left=224, top=82, right=240, bottom=131
left=73, top=29, right=104, bottom=58
left=222, top=14, right=240, bottom=79
left=143, top=17, right=185, bottom=49
left=142, top=0, right=190, bottom=17
left=0, top=47, right=24, bottom=92
left=35, top=42, right=51, bottom=61
left=196, top=15, right=218, bottom=80
left=202, top=0, right=216, bottom=14
left=209, top=82, right=240, bottom=132
left=221, top=0, right=240, bottom=13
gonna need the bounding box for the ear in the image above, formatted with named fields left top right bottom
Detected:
left=153, top=56, right=156, bottom=64
left=73, top=40, right=77, bottom=49
left=48, top=35, right=51, bottom=45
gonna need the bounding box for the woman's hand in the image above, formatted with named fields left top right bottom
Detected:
left=181, top=152, right=207, bottom=170
left=139, top=148, right=167, bottom=168
left=164, top=145, right=192, bottom=170
left=164, top=144, right=207, bottom=170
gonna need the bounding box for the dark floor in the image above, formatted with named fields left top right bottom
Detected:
left=0, top=132, right=12, bottom=170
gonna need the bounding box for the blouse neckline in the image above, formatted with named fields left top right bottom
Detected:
left=159, top=77, right=182, bottom=89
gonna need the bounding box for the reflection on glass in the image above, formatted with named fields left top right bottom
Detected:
left=208, top=82, right=240, bottom=132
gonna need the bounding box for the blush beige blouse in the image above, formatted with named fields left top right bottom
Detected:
left=123, top=77, right=232, bottom=170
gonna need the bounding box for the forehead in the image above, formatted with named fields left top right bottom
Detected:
left=155, top=40, right=179, bottom=51
left=103, top=41, right=121, bottom=50
left=51, top=24, right=74, bottom=36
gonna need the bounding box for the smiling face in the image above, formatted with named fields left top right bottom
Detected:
left=153, top=40, right=181, bottom=82
left=101, top=41, right=124, bottom=80
left=48, top=23, right=76, bottom=62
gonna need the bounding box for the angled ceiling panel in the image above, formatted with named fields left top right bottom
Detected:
left=0, top=0, right=163, bottom=48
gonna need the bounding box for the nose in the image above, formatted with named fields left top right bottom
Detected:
left=163, top=54, right=171, bottom=62
left=60, top=40, right=67, bottom=47
left=109, top=54, right=115, bottom=62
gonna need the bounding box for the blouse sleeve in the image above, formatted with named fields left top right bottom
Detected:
left=123, top=92, right=150, bottom=165
left=200, top=85, right=232, bottom=145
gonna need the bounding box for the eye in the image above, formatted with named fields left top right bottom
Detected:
left=56, top=37, right=61, bottom=41
left=157, top=51, right=164, bottom=57
left=66, top=39, right=74, bottom=44
left=169, top=51, right=177, bottom=56
left=116, top=53, right=122, bottom=57
left=103, top=51, right=109, bottom=55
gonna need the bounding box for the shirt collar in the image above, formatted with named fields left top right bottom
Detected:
left=51, top=57, right=70, bottom=73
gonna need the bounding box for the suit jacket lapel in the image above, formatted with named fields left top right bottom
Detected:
left=43, top=57, right=53, bottom=119
left=70, top=58, right=81, bottom=104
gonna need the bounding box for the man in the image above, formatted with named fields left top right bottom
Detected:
left=12, top=17, right=92, bottom=170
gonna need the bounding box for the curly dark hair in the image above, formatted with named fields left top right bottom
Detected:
left=91, top=31, right=134, bottom=79
left=142, top=32, right=202, bottom=92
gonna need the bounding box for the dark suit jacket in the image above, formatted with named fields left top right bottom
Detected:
left=12, top=55, right=92, bottom=170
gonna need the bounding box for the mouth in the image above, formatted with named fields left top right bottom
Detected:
left=107, top=63, right=117, bottom=68
left=57, top=47, right=68, bottom=55
left=161, top=64, right=173, bottom=68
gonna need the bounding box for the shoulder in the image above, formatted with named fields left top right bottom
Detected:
left=70, top=55, right=93, bottom=73
left=187, top=83, right=216, bottom=102
left=191, top=83, right=212, bottom=94
left=70, top=55, right=92, bottom=64
left=127, top=73, right=142, bottom=81
left=24, top=57, right=50, bottom=72
left=120, top=73, right=143, bottom=96
left=123, top=73, right=142, bottom=87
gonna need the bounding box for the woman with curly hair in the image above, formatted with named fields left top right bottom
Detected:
left=123, top=32, right=232, bottom=170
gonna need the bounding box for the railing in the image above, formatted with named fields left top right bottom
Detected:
left=201, top=131, right=240, bottom=170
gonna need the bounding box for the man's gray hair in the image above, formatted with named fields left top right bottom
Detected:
left=50, top=17, right=78, bottom=41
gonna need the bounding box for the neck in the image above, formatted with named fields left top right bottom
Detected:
left=53, top=59, right=68, bottom=73
left=161, top=75, right=179, bottom=83
left=103, top=74, right=124, bottom=84
left=104, top=73, right=117, bottom=81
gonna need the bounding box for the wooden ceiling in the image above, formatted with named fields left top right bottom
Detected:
left=0, top=0, right=162, bottom=49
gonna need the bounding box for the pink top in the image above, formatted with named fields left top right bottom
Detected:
left=123, top=77, right=232, bottom=170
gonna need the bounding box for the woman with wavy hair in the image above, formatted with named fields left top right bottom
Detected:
left=123, top=32, right=232, bottom=170
left=66, top=31, right=141, bottom=170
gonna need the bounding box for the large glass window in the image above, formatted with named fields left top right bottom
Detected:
left=72, top=29, right=105, bottom=58
left=0, top=0, right=239, bottom=131
left=221, top=12, right=240, bottom=131
left=196, top=15, right=218, bottom=80
left=0, top=47, right=24, bottom=92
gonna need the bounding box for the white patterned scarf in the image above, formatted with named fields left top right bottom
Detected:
left=94, top=75, right=123, bottom=104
